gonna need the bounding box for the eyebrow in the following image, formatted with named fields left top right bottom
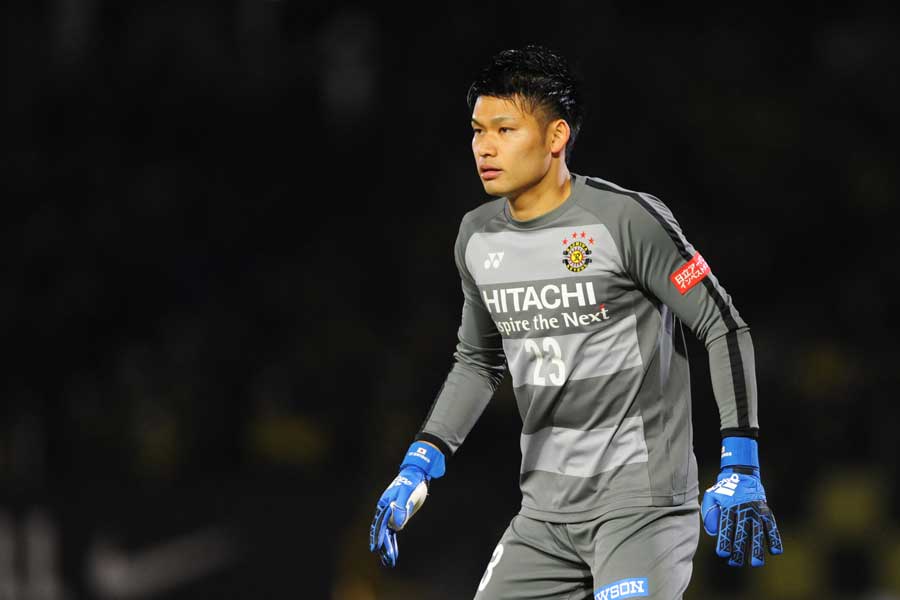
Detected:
left=470, top=116, right=517, bottom=126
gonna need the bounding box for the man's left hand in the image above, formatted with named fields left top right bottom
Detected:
left=701, top=436, right=784, bottom=567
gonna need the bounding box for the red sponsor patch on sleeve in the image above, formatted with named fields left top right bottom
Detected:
left=669, top=253, right=711, bottom=295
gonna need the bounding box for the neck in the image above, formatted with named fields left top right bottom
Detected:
left=507, top=161, right=572, bottom=222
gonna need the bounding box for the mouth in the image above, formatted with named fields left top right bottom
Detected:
left=479, top=167, right=502, bottom=181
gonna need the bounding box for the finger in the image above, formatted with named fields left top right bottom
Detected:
left=716, top=506, right=735, bottom=558
left=703, top=503, right=721, bottom=536
left=700, top=491, right=717, bottom=534
left=389, top=501, right=410, bottom=530
left=728, top=505, right=750, bottom=567
left=377, top=529, right=391, bottom=566
left=369, top=503, right=389, bottom=553
left=379, top=529, right=398, bottom=567
left=750, top=512, right=764, bottom=567
left=390, top=477, right=427, bottom=530
left=762, top=506, right=784, bottom=555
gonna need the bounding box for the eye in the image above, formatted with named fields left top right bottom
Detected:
left=499, top=127, right=511, bottom=133
left=472, top=128, right=483, bottom=135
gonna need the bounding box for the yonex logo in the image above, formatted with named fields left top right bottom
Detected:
left=483, top=252, right=505, bottom=269
left=594, top=578, right=649, bottom=599
left=707, top=473, right=741, bottom=497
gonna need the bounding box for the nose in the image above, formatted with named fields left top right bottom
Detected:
left=473, top=135, right=497, bottom=158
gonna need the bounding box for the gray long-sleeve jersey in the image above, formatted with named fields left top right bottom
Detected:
left=416, top=173, right=759, bottom=522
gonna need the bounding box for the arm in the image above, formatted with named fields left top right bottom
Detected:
left=621, top=193, right=756, bottom=438
left=369, top=215, right=507, bottom=567
left=622, top=192, right=782, bottom=567
left=415, top=219, right=507, bottom=456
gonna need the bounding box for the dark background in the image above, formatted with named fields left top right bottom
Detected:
left=5, top=2, right=900, bottom=599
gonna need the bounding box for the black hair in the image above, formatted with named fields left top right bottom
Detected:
left=466, top=44, right=584, bottom=158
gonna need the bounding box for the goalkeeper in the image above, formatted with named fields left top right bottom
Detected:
left=369, top=45, right=782, bottom=600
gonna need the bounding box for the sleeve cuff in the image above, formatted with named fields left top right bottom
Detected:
left=720, top=427, right=759, bottom=439
left=415, top=432, right=453, bottom=458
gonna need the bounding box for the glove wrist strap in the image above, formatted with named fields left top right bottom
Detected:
left=400, top=441, right=446, bottom=480
left=720, top=436, right=759, bottom=470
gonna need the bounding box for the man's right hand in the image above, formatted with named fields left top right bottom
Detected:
left=369, top=441, right=446, bottom=567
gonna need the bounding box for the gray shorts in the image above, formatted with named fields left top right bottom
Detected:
left=472, top=504, right=700, bottom=600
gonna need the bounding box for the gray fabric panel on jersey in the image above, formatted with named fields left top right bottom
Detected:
left=465, top=223, right=622, bottom=285
left=520, top=415, right=649, bottom=478
left=502, top=320, right=643, bottom=385
left=419, top=172, right=758, bottom=522
left=519, top=463, right=654, bottom=518
left=513, top=375, right=641, bottom=432
left=472, top=505, right=699, bottom=600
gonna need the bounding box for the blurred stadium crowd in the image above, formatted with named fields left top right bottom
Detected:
left=5, top=2, right=900, bottom=598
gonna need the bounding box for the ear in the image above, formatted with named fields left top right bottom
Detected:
left=547, top=119, right=571, bottom=157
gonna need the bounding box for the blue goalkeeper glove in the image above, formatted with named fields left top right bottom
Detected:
left=369, top=441, right=446, bottom=567
left=701, top=436, right=784, bottom=567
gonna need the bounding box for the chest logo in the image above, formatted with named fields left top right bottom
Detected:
left=562, top=231, right=595, bottom=273
left=483, top=252, right=505, bottom=269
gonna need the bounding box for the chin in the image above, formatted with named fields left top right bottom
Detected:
left=481, top=179, right=512, bottom=197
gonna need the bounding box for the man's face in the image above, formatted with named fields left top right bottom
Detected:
left=471, top=95, right=553, bottom=198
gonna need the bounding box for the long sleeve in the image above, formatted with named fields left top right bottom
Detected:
left=415, top=215, right=508, bottom=456
left=620, top=193, right=758, bottom=436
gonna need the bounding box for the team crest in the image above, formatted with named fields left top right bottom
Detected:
left=562, top=231, right=595, bottom=272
